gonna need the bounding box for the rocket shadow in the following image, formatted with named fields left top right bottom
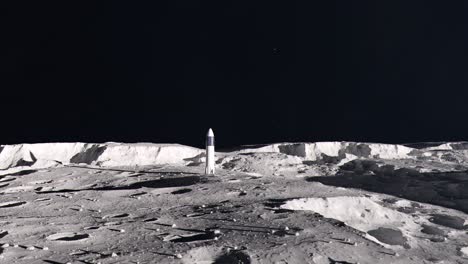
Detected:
left=305, top=160, right=468, bottom=214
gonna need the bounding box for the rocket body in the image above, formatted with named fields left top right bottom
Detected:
left=205, top=128, right=215, bottom=175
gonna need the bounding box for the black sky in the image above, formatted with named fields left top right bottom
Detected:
left=1, top=1, right=468, bottom=148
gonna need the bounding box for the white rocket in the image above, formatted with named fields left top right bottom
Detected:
left=205, top=128, right=215, bottom=175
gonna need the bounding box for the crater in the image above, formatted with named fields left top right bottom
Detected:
left=171, top=188, right=192, bottom=194
left=0, top=177, right=15, bottom=183
left=43, top=260, right=67, bottom=264
left=130, top=192, right=147, bottom=198
left=421, top=224, right=447, bottom=236
left=280, top=196, right=417, bottom=247
left=106, top=213, right=129, bottom=218
left=7, top=170, right=37, bottom=176
left=35, top=198, right=52, bottom=202
left=429, top=214, right=467, bottom=230
left=46, top=232, right=89, bottom=241
left=143, top=217, right=158, bottom=222
left=280, top=196, right=414, bottom=230
left=167, top=231, right=220, bottom=243
left=0, top=201, right=27, bottom=208
left=84, top=226, right=100, bottom=230
left=367, top=227, right=409, bottom=248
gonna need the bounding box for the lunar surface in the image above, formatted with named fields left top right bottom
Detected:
left=0, top=141, right=468, bottom=263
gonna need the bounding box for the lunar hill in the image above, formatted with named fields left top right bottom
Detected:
left=0, top=141, right=426, bottom=170
left=0, top=141, right=467, bottom=263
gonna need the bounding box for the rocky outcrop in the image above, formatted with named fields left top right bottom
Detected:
left=0, top=143, right=204, bottom=169
left=239, top=142, right=415, bottom=161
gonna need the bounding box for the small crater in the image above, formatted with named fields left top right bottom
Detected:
left=69, top=250, right=90, bottom=256
left=7, top=170, right=37, bottom=176
left=42, top=260, right=64, bottom=264
left=228, top=178, right=241, bottom=183
left=143, top=218, right=158, bottom=222
left=102, top=213, right=129, bottom=219
left=367, top=227, right=409, bottom=248
left=0, top=230, right=8, bottom=239
left=110, top=213, right=129, bottom=218
left=128, top=173, right=144, bottom=178
left=46, top=232, right=89, bottom=241
left=273, top=209, right=294, bottom=214
left=30, top=179, right=53, bottom=185
left=214, top=251, right=251, bottom=264
left=171, top=188, right=192, bottom=195
left=0, top=177, right=15, bottom=183
left=35, top=198, right=52, bottom=202
left=327, top=257, right=355, bottom=264
left=185, top=213, right=206, bottom=217
left=130, top=192, right=147, bottom=198
left=84, top=226, right=100, bottom=230
left=168, top=231, right=221, bottom=243
left=0, top=201, right=27, bottom=208
left=429, top=236, right=446, bottom=243
left=103, top=221, right=122, bottom=226
left=109, top=228, right=126, bottom=232
left=421, top=224, right=447, bottom=236
left=429, top=214, right=467, bottom=230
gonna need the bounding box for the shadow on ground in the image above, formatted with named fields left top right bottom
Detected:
left=37, top=175, right=210, bottom=194
left=64, top=164, right=200, bottom=175
left=306, top=159, right=468, bottom=214
left=213, top=251, right=251, bottom=264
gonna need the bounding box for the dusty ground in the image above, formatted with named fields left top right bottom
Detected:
left=0, top=143, right=468, bottom=263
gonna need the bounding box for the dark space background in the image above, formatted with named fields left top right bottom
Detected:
left=1, top=1, right=468, bottom=148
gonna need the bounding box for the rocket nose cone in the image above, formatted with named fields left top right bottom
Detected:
left=207, top=128, right=214, bottom=137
